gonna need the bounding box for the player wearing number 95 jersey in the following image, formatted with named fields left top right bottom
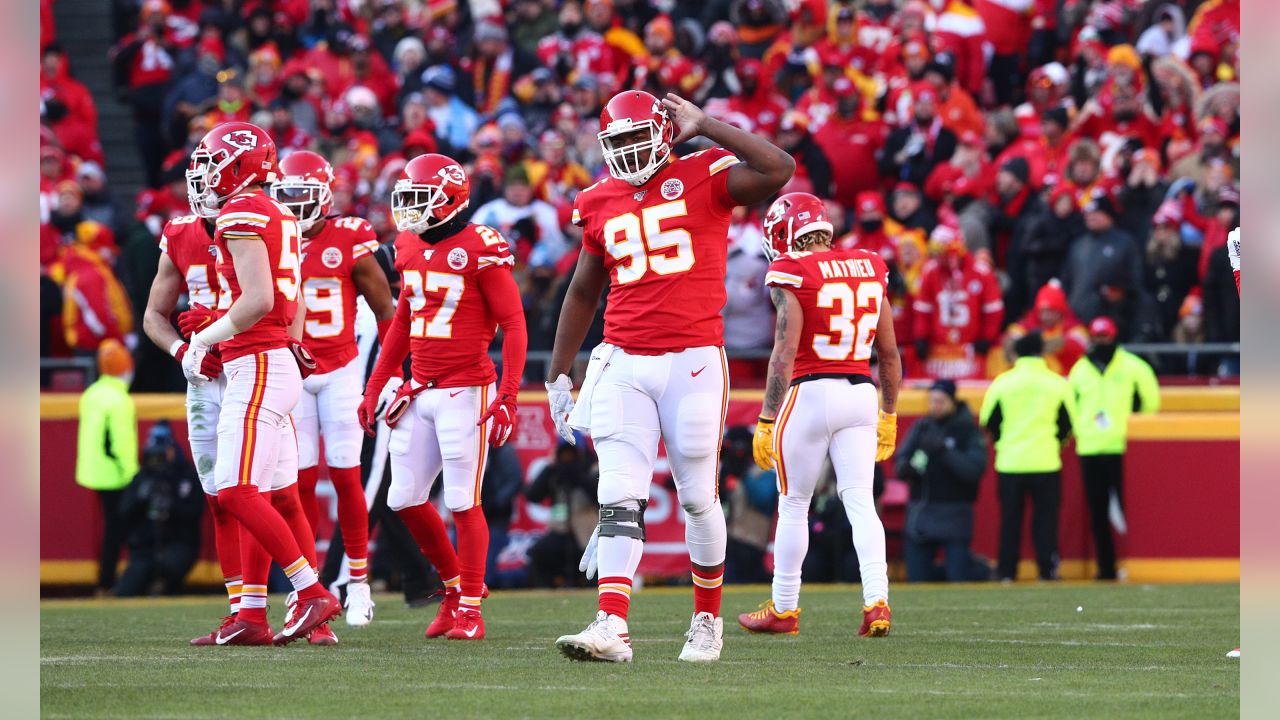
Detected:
left=270, top=151, right=396, bottom=627
left=182, top=121, right=340, bottom=646
left=359, top=153, right=528, bottom=642
left=547, top=90, right=794, bottom=663
left=738, top=192, right=902, bottom=639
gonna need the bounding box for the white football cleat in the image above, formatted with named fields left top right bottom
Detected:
left=555, top=611, right=633, bottom=662
left=345, top=583, right=375, bottom=627
left=283, top=590, right=298, bottom=626
left=1227, top=647, right=1240, bottom=658
left=678, top=611, right=723, bottom=662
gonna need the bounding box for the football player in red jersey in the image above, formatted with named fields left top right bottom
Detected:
left=358, top=153, right=527, bottom=642
left=912, top=225, right=1004, bottom=379
left=737, top=192, right=901, bottom=638
left=182, top=121, right=340, bottom=645
left=270, top=151, right=395, bottom=628
left=547, top=90, right=794, bottom=662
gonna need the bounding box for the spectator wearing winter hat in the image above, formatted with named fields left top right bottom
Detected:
left=1168, top=116, right=1234, bottom=187
left=461, top=20, right=538, bottom=115
left=1000, top=280, right=1090, bottom=377
left=1143, top=202, right=1199, bottom=339
left=419, top=65, right=480, bottom=157
left=1061, top=188, right=1144, bottom=327
left=1059, top=138, right=1120, bottom=208
left=989, top=156, right=1044, bottom=267
left=890, top=181, right=937, bottom=237
left=913, top=224, right=1004, bottom=380
left=881, top=84, right=957, bottom=190
left=1014, top=63, right=1073, bottom=139
left=774, top=110, right=833, bottom=199
left=923, top=55, right=986, bottom=141
left=815, top=77, right=890, bottom=210
left=524, top=130, right=591, bottom=207
left=924, top=130, right=992, bottom=209
left=931, top=0, right=988, bottom=98
left=1116, top=146, right=1169, bottom=241
left=723, top=59, right=789, bottom=138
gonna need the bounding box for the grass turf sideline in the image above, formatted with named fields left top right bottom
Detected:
left=42, top=583, right=1239, bottom=719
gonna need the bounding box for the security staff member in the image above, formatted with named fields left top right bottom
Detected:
left=979, top=331, right=1076, bottom=581
left=1068, top=316, right=1160, bottom=580
left=76, top=339, right=139, bottom=593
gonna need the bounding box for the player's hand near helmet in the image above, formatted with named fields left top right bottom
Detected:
left=875, top=411, right=898, bottom=462
left=661, top=93, right=705, bottom=145
left=545, top=374, right=576, bottom=445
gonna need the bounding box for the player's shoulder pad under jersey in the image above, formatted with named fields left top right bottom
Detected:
left=571, top=177, right=611, bottom=227
left=331, top=215, right=379, bottom=258
left=764, top=252, right=808, bottom=289
left=679, top=146, right=740, bottom=176
left=159, top=214, right=204, bottom=252
left=467, top=224, right=516, bottom=271
left=392, top=230, right=421, bottom=271
left=216, top=193, right=277, bottom=239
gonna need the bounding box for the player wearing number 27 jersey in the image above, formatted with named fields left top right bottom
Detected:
left=547, top=90, right=796, bottom=664
left=739, top=192, right=901, bottom=639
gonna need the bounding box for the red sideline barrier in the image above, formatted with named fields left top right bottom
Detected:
left=40, top=400, right=1238, bottom=580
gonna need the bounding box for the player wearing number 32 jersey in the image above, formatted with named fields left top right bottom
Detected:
left=547, top=90, right=795, bottom=663
left=360, top=153, right=528, bottom=642
left=739, top=192, right=902, bottom=639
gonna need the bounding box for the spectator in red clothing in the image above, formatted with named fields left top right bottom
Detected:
left=1182, top=182, right=1240, bottom=282
left=881, top=84, right=957, bottom=191
left=975, top=0, right=1035, bottom=106
left=813, top=78, right=889, bottom=212
left=1073, top=81, right=1162, bottom=164
left=840, top=192, right=900, bottom=264
left=723, top=59, right=788, bottom=138
left=268, top=99, right=314, bottom=152
left=52, top=243, right=134, bottom=354
left=812, top=5, right=878, bottom=78
left=925, top=130, right=992, bottom=209
left=42, top=44, right=99, bottom=138
left=999, top=280, right=1089, bottom=376
left=924, top=55, right=986, bottom=141
left=1014, top=62, right=1072, bottom=140
left=1038, top=106, right=1072, bottom=187
left=1169, top=116, right=1234, bottom=187
left=1059, top=138, right=1119, bottom=208
left=110, top=0, right=180, bottom=187
left=912, top=224, right=1004, bottom=380
left=246, top=44, right=284, bottom=109
left=775, top=111, right=832, bottom=199
left=882, top=32, right=932, bottom=126
left=929, top=0, right=987, bottom=99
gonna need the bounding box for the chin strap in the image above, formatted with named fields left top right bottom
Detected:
left=416, top=215, right=467, bottom=245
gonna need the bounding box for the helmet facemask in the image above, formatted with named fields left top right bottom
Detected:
left=391, top=180, right=468, bottom=234
left=270, top=179, right=331, bottom=232
left=598, top=118, right=670, bottom=186
left=185, top=148, right=222, bottom=218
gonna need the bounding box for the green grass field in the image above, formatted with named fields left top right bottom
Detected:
left=41, top=582, right=1238, bottom=719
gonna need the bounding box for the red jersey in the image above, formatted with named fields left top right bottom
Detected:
left=764, top=248, right=889, bottom=380
left=392, top=224, right=516, bottom=388
left=572, top=148, right=740, bottom=354
left=300, top=216, right=380, bottom=374
left=911, top=256, right=1004, bottom=347
left=213, top=192, right=302, bottom=362
left=159, top=214, right=223, bottom=310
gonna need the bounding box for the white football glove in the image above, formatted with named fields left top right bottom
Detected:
left=1228, top=226, right=1240, bottom=273
left=375, top=376, right=404, bottom=421
left=182, top=337, right=211, bottom=387
left=578, top=525, right=599, bottom=580
left=545, top=374, right=576, bottom=445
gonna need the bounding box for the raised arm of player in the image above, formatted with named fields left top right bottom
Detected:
left=662, top=93, right=795, bottom=206
left=352, top=254, right=396, bottom=339
left=476, top=268, right=528, bottom=447
left=546, top=249, right=609, bottom=381
left=752, top=287, right=803, bottom=470
left=357, top=293, right=412, bottom=435
left=873, top=300, right=902, bottom=462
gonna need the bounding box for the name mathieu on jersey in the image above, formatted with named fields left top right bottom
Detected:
left=572, top=147, right=740, bottom=354
left=765, top=247, right=889, bottom=379
left=299, top=216, right=380, bottom=374
left=392, top=223, right=516, bottom=388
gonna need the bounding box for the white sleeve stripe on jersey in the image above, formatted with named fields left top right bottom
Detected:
left=913, top=301, right=934, bottom=312
left=353, top=240, right=380, bottom=258
left=158, top=236, right=169, bottom=254
left=709, top=155, right=740, bottom=176
left=216, top=212, right=270, bottom=227
left=764, top=270, right=802, bottom=288
left=478, top=255, right=516, bottom=268
left=982, top=300, right=1005, bottom=312
left=570, top=208, right=582, bottom=226
left=220, top=231, right=262, bottom=240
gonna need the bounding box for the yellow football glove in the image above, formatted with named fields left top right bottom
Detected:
left=753, top=416, right=776, bottom=470
left=875, top=411, right=897, bottom=462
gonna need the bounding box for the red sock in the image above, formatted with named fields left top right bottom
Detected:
left=216, top=485, right=323, bottom=600
left=692, top=565, right=724, bottom=617
left=453, top=506, right=488, bottom=611
left=598, top=576, right=632, bottom=619
left=268, top=485, right=317, bottom=568
left=207, top=494, right=241, bottom=580
left=329, top=466, right=369, bottom=581
left=297, top=466, right=320, bottom=534
left=238, top=527, right=271, bottom=624
left=396, top=502, right=460, bottom=582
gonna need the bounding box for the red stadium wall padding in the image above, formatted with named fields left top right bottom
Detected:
left=40, top=402, right=1238, bottom=578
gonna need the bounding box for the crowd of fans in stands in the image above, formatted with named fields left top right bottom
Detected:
left=39, top=0, right=1241, bottom=389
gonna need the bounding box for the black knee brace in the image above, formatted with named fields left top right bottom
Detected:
left=598, top=500, right=647, bottom=541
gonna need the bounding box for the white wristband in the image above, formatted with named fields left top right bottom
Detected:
left=194, top=313, right=241, bottom=347
left=169, top=339, right=186, bottom=358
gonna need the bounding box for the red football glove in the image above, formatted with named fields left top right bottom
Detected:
left=174, top=343, right=224, bottom=380
left=177, top=303, right=217, bottom=338
left=357, top=390, right=379, bottom=437
left=289, top=340, right=317, bottom=379
left=478, top=393, right=517, bottom=447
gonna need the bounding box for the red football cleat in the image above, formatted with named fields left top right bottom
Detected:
left=308, top=622, right=339, bottom=646
left=201, top=615, right=274, bottom=646
left=273, top=592, right=341, bottom=646
left=190, top=615, right=238, bottom=646
left=738, top=600, right=800, bottom=635
left=445, top=608, right=485, bottom=640
left=425, top=589, right=460, bottom=639
left=859, top=599, right=892, bottom=637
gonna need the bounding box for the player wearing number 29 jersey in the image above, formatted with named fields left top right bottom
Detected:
left=739, top=192, right=901, bottom=640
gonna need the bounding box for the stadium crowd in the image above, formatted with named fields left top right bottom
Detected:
left=39, top=0, right=1241, bottom=388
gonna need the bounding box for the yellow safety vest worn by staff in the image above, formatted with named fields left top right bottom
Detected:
left=1067, top=348, right=1161, bottom=456
left=75, top=374, right=139, bottom=491
left=979, top=357, right=1077, bottom=474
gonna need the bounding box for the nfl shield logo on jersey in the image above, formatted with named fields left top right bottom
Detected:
left=448, top=248, right=469, bottom=270
left=633, top=190, right=647, bottom=202
left=322, top=247, right=343, bottom=269
left=661, top=178, right=684, bottom=200
left=423, top=249, right=434, bottom=261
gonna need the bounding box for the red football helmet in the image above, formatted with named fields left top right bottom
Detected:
left=270, top=150, right=334, bottom=232
left=598, top=90, right=675, bottom=186
left=762, top=192, right=834, bottom=260
left=187, top=121, right=279, bottom=218
left=391, top=153, right=470, bottom=234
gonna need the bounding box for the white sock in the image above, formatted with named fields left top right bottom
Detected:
left=771, top=495, right=810, bottom=612
left=683, top=500, right=727, bottom=567
left=597, top=500, right=644, bottom=586
left=840, top=487, right=888, bottom=605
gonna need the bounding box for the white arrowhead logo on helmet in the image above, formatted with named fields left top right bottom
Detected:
left=222, top=129, right=259, bottom=149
